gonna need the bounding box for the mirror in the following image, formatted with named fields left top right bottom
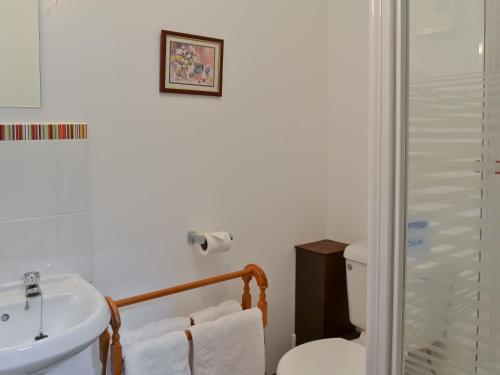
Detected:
left=0, top=0, right=40, bottom=107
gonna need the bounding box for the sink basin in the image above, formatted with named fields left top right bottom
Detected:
left=0, top=274, right=110, bottom=375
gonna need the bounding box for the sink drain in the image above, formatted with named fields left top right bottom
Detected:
left=1, top=314, right=9, bottom=322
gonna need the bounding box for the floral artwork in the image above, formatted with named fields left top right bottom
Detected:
left=160, top=31, right=224, bottom=96
left=169, top=42, right=215, bottom=87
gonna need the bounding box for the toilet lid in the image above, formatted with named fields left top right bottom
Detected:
left=277, top=338, right=366, bottom=375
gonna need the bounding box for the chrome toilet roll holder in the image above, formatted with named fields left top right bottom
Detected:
left=187, top=231, right=234, bottom=245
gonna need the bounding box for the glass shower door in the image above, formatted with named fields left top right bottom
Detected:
left=402, top=0, right=500, bottom=373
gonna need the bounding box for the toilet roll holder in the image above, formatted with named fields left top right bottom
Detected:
left=187, top=231, right=234, bottom=245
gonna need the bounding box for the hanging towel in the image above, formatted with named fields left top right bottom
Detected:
left=120, top=316, right=191, bottom=347
left=123, top=330, right=191, bottom=375
left=189, top=300, right=242, bottom=325
left=191, top=308, right=265, bottom=375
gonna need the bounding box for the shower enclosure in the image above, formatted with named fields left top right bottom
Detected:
left=401, top=0, right=500, bottom=373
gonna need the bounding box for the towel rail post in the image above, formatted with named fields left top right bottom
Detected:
left=100, top=264, right=268, bottom=375
left=106, top=296, right=123, bottom=375
left=245, top=264, right=268, bottom=327
left=258, top=286, right=268, bottom=327
left=99, top=329, right=110, bottom=375
left=242, top=274, right=252, bottom=309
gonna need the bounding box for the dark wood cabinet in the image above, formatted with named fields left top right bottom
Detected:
left=295, top=240, right=356, bottom=345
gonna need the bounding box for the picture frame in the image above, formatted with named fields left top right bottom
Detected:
left=160, top=30, right=224, bottom=96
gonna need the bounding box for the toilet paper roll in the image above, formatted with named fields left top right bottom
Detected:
left=199, top=232, right=232, bottom=255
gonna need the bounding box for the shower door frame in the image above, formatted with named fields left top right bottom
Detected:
left=367, top=0, right=407, bottom=373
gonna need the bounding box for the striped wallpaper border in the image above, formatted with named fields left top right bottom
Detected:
left=0, top=124, right=87, bottom=141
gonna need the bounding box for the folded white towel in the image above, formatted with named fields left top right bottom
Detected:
left=191, top=308, right=265, bottom=375
left=124, top=330, right=191, bottom=375
left=189, top=300, right=242, bottom=325
left=120, top=316, right=191, bottom=348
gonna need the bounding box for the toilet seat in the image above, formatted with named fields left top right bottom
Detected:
left=276, top=338, right=366, bottom=375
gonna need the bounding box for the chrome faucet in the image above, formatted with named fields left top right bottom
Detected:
left=22, top=271, right=48, bottom=340
left=23, top=271, right=41, bottom=310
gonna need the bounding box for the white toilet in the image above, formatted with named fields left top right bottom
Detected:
left=277, top=241, right=368, bottom=375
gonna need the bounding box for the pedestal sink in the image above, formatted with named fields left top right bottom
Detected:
left=0, top=274, right=110, bottom=375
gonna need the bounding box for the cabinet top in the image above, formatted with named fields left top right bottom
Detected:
left=295, top=239, right=348, bottom=255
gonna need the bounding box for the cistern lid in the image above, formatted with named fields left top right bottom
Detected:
left=343, top=240, right=368, bottom=264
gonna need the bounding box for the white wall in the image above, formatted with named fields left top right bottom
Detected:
left=0, top=0, right=328, bottom=372
left=326, top=0, right=369, bottom=244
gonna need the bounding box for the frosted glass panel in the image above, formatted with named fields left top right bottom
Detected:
left=402, top=0, right=500, bottom=373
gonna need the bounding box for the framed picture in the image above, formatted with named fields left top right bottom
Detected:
left=160, top=30, right=224, bottom=96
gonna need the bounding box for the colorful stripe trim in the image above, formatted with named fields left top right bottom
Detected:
left=0, top=124, right=87, bottom=141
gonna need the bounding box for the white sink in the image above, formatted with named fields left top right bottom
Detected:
left=0, top=274, right=110, bottom=375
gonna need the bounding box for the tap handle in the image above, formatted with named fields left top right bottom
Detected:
left=23, top=271, right=40, bottom=286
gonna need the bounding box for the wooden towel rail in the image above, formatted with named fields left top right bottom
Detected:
left=99, top=264, right=268, bottom=375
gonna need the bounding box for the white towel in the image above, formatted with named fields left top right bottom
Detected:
left=189, top=300, right=242, bottom=325
left=123, top=330, right=191, bottom=375
left=191, top=308, right=265, bottom=375
left=120, top=316, right=191, bottom=348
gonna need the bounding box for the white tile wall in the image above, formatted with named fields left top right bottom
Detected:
left=0, top=220, right=30, bottom=261
left=27, top=142, right=61, bottom=217
left=0, top=143, right=29, bottom=221
left=56, top=212, right=93, bottom=280
left=57, top=141, right=90, bottom=214
left=0, top=139, right=92, bottom=284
